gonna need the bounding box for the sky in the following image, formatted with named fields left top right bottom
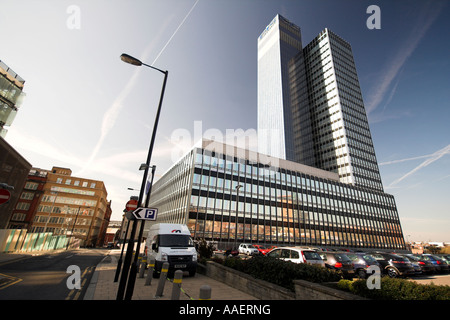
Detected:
left=1, top=0, right=449, bottom=242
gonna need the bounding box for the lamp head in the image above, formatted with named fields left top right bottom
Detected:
left=120, top=53, right=142, bottom=66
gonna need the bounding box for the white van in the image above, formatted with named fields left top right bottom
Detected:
left=145, top=223, right=198, bottom=277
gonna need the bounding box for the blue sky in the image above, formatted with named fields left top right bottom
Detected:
left=1, top=0, right=449, bottom=242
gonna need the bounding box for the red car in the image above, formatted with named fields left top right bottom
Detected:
left=253, top=244, right=271, bottom=255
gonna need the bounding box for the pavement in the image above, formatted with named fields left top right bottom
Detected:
left=83, top=249, right=258, bottom=300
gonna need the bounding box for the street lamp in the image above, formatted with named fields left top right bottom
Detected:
left=66, top=206, right=90, bottom=250
left=116, top=53, right=168, bottom=301
left=235, top=185, right=243, bottom=249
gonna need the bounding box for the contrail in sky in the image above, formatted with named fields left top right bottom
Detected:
left=152, top=0, right=200, bottom=66
left=387, top=144, right=450, bottom=188
left=366, top=2, right=443, bottom=115
left=78, top=0, right=200, bottom=174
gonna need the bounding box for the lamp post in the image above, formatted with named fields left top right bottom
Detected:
left=124, top=164, right=156, bottom=300
left=116, top=53, right=168, bottom=301
left=235, top=185, right=242, bottom=249
left=66, top=206, right=89, bottom=250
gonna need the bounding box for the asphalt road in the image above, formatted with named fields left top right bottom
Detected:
left=0, top=248, right=107, bottom=300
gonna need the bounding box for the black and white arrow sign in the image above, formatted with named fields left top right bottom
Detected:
left=132, top=207, right=158, bottom=220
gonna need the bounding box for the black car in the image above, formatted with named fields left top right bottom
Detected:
left=404, top=254, right=436, bottom=274
left=400, top=255, right=422, bottom=276
left=369, top=252, right=415, bottom=278
left=318, top=252, right=355, bottom=279
left=423, top=254, right=450, bottom=273
left=346, top=252, right=381, bottom=279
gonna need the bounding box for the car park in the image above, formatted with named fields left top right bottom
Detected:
left=238, top=243, right=259, bottom=255
left=266, top=247, right=325, bottom=266
left=368, top=252, right=415, bottom=278
left=318, top=252, right=355, bottom=279
left=253, top=244, right=271, bottom=255
left=346, top=252, right=381, bottom=279
left=423, top=254, right=449, bottom=273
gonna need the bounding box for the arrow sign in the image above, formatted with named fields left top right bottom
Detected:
left=132, top=207, right=158, bottom=220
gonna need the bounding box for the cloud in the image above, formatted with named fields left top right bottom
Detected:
left=386, top=144, right=450, bottom=188
left=365, top=2, right=444, bottom=115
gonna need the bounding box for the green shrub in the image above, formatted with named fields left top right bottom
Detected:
left=223, top=255, right=341, bottom=291
left=337, top=277, right=450, bottom=300
left=196, top=238, right=215, bottom=259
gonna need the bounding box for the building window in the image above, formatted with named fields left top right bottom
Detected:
left=16, top=202, right=30, bottom=210
left=20, top=192, right=34, bottom=200
left=11, top=213, right=26, bottom=221
left=25, top=182, right=38, bottom=190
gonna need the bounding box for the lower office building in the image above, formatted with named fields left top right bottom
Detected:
left=148, top=139, right=406, bottom=251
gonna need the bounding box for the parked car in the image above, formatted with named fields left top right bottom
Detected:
left=423, top=254, right=449, bottom=273
left=400, top=255, right=422, bottom=275
left=266, top=247, right=325, bottom=266
left=253, top=244, right=271, bottom=255
left=369, top=252, right=415, bottom=278
left=346, top=252, right=381, bottom=279
left=438, top=254, right=450, bottom=261
left=318, top=252, right=355, bottom=279
left=224, top=248, right=239, bottom=257
left=403, top=254, right=435, bottom=274
left=238, top=243, right=259, bottom=255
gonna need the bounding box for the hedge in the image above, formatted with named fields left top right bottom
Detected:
left=219, top=255, right=342, bottom=291
left=337, top=277, right=450, bottom=300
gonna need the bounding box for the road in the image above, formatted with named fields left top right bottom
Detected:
left=0, top=248, right=108, bottom=300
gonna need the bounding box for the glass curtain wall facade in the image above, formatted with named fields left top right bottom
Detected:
left=0, top=60, right=26, bottom=138
left=149, top=140, right=406, bottom=251
left=258, top=16, right=384, bottom=192
left=301, top=29, right=384, bottom=191
left=257, top=15, right=303, bottom=161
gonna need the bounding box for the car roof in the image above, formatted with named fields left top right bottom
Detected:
left=273, top=246, right=316, bottom=252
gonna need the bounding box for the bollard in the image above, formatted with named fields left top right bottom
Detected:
left=145, top=257, right=155, bottom=286
left=199, top=285, right=211, bottom=300
left=155, top=262, right=169, bottom=297
left=139, top=257, right=147, bottom=278
left=137, top=254, right=143, bottom=272
left=171, top=270, right=183, bottom=300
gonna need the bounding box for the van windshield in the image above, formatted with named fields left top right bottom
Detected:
left=159, top=235, right=194, bottom=247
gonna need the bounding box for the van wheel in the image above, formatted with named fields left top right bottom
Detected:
left=189, top=269, right=196, bottom=277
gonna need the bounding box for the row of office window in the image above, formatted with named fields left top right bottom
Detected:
left=150, top=146, right=406, bottom=251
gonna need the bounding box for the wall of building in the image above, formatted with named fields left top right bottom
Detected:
left=0, top=137, right=32, bottom=228
left=149, top=141, right=406, bottom=251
